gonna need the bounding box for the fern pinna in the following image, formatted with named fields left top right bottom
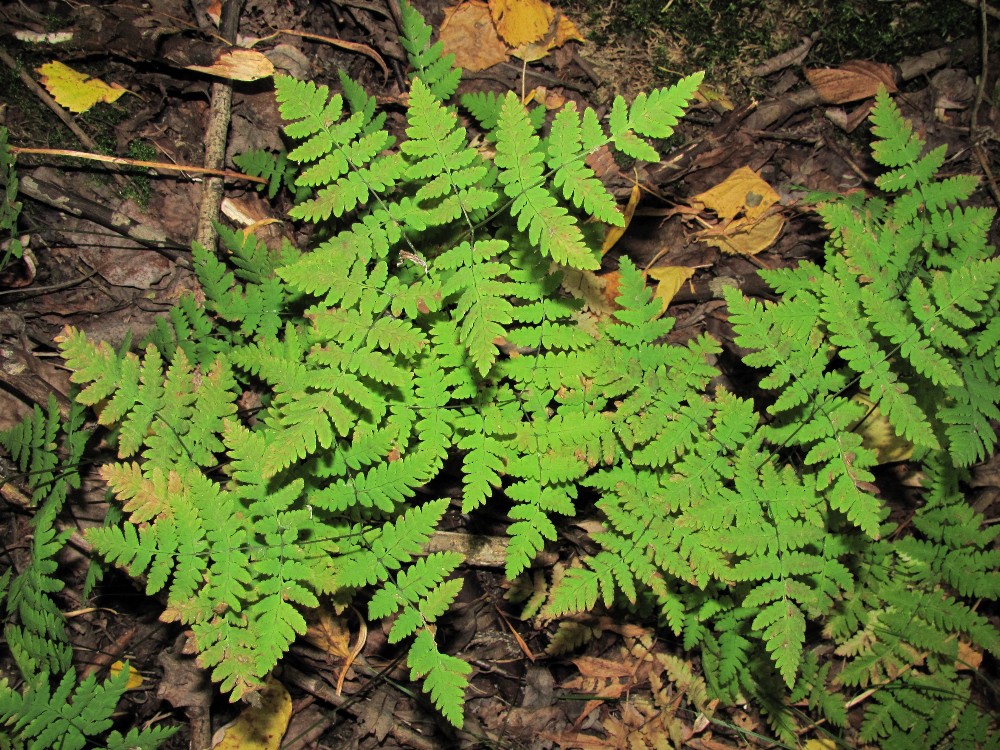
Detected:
left=50, top=2, right=999, bottom=740
left=0, top=398, right=176, bottom=749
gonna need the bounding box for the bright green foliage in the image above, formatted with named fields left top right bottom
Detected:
left=36, top=6, right=997, bottom=741
left=0, top=666, right=174, bottom=750
left=0, top=399, right=175, bottom=748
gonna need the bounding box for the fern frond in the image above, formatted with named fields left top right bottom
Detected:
left=399, top=0, right=461, bottom=101
left=869, top=88, right=924, bottom=168
left=495, top=92, right=598, bottom=270
left=408, top=629, right=471, bottom=728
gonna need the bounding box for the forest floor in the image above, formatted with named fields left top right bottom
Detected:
left=0, top=0, right=998, bottom=748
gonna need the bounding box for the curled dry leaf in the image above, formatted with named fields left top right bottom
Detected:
left=804, top=61, right=897, bottom=104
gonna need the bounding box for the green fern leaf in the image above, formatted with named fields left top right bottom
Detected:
left=494, top=92, right=598, bottom=270
left=408, top=628, right=471, bottom=727
left=399, top=0, right=461, bottom=100
left=869, top=88, right=924, bottom=168
left=752, top=599, right=805, bottom=688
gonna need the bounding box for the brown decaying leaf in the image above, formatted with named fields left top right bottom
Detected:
left=805, top=61, right=897, bottom=105
left=440, top=1, right=509, bottom=71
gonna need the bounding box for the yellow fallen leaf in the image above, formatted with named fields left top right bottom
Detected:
left=185, top=49, right=275, bottom=82
left=440, top=1, right=510, bottom=72
left=693, top=166, right=779, bottom=224
left=109, top=661, right=145, bottom=691
left=511, top=10, right=583, bottom=61
left=553, top=13, right=584, bottom=46
left=212, top=677, right=291, bottom=750
left=489, top=0, right=554, bottom=47
left=37, top=61, right=127, bottom=114
left=646, top=266, right=694, bottom=315
left=692, top=167, right=785, bottom=255
left=803, top=741, right=838, bottom=750
left=602, top=183, right=640, bottom=255
left=700, top=212, right=784, bottom=256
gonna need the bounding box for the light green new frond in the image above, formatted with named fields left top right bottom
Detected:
left=495, top=92, right=598, bottom=270
left=456, top=431, right=507, bottom=512
left=547, top=103, right=623, bottom=226
left=309, top=449, right=436, bottom=513
left=333, top=498, right=450, bottom=588
left=191, top=610, right=266, bottom=700
left=261, top=389, right=356, bottom=476
left=369, top=551, right=464, bottom=620
left=861, top=287, right=961, bottom=388
left=876, top=143, right=946, bottom=191
left=869, top=88, right=924, bottom=168
left=604, top=257, right=674, bottom=347
left=408, top=629, right=471, bottom=728
left=290, top=150, right=406, bottom=223
left=819, top=275, right=938, bottom=449
left=544, top=565, right=602, bottom=617
left=275, top=75, right=345, bottom=140
left=58, top=327, right=125, bottom=408
left=623, top=73, right=704, bottom=140
left=402, top=78, right=498, bottom=228
left=438, top=239, right=514, bottom=375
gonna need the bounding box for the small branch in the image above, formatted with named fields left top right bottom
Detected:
left=8, top=147, right=267, bottom=185
left=193, top=0, right=244, bottom=254
left=953, top=0, right=1000, bottom=20
left=750, top=32, right=820, bottom=78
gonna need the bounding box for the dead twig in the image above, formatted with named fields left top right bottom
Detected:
left=8, top=147, right=267, bottom=185
left=193, top=0, right=244, bottom=255
left=750, top=32, right=820, bottom=78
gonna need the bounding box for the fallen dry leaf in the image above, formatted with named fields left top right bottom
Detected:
left=647, top=266, right=694, bottom=315
left=211, top=677, right=291, bottom=750
left=511, top=10, right=583, bottom=61
left=691, top=166, right=785, bottom=256
left=185, top=48, right=274, bottom=81
left=601, top=183, right=639, bottom=255
left=440, top=1, right=510, bottom=71
left=36, top=61, right=128, bottom=113
left=805, top=61, right=897, bottom=104
left=489, top=0, right=554, bottom=47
